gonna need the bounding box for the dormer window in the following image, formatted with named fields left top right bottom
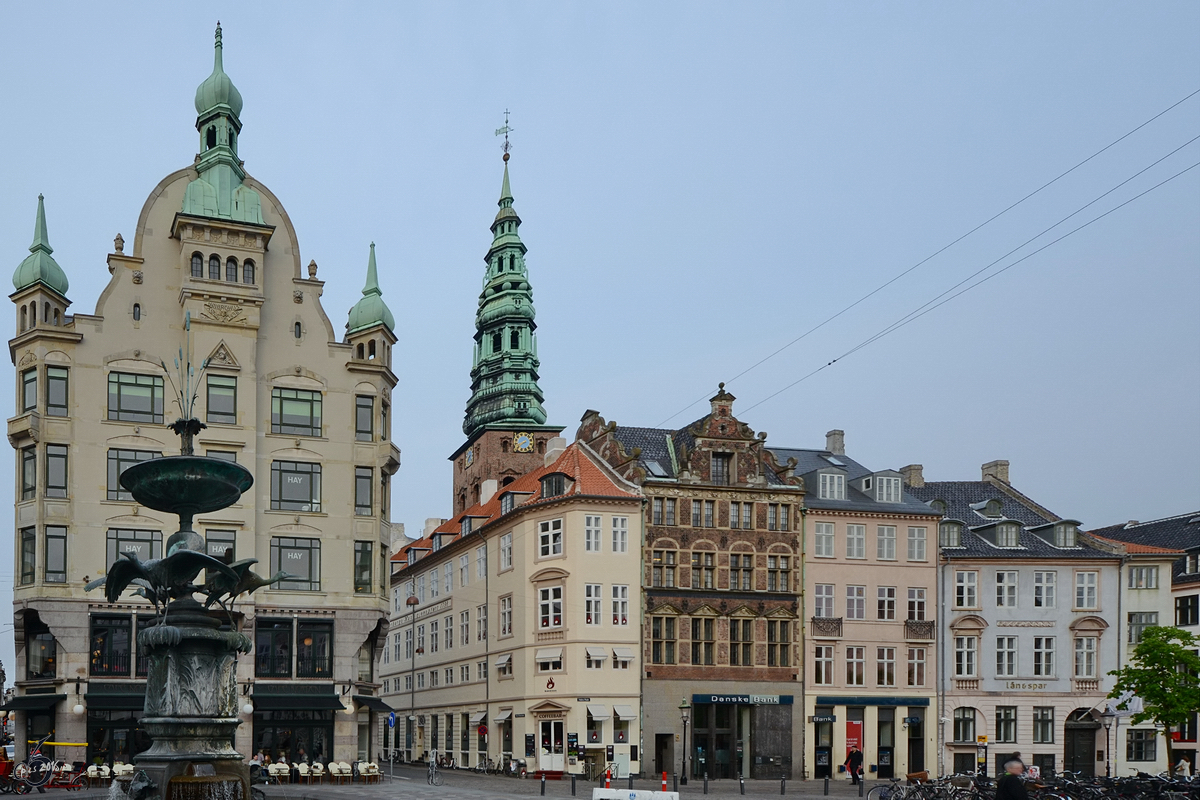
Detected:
left=876, top=476, right=901, bottom=503
left=997, top=523, right=1021, bottom=548
left=819, top=472, right=845, bottom=500
left=500, top=493, right=514, bottom=515
left=1054, top=523, right=1077, bottom=547
left=461, top=518, right=472, bottom=537
left=711, top=453, right=732, bottom=486
left=931, top=499, right=947, bottom=515
left=939, top=521, right=962, bottom=547
left=985, top=499, right=1002, bottom=518
left=541, top=474, right=565, bottom=499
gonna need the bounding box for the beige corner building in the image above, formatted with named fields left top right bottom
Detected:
left=6, top=26, right=397, bottom=766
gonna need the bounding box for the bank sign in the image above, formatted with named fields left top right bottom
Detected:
left=693, top=694, right=794, bottom=705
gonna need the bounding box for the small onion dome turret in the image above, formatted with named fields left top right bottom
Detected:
left=347, top=242, right=395, bottom=334
left=13, top=195, right=69, bottom=295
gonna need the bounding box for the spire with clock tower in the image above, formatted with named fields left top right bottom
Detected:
left=450, top=122, right=562, bottom=513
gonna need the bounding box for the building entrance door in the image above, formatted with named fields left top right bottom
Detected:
left=655, top=733, right=673, bottom=776
left=906, top=709, right=925, bottom=773
left=1064, top=709, right=1098, bottom=777
left=539, top=720, right=564, bottom=772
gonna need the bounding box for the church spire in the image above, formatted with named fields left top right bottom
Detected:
left=461, top=155, right=550, bottom=439
left=13, top=195, right=69, bottom=296
left=347, top=242, right=395, bottom=334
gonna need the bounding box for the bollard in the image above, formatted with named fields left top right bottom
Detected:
left=781, top=776, right=786, bottom=795
left=628, top=774, right=634, bottom=790
left=740, top=775, right=746, bottom=794
left=605, top=768, right=611, bottom=789
left=541, top=773, right=547, bottom=796
left=674, top=773, right=679, bottom=793
left=571, top=774, right=577, bottom=796
left=824, top=776, right=830, bottom=796
left=662, top=771, right=668, bottom=792
left=704, top=771, right=709, bottom=795
left=859, top=777, right=864, bottom=798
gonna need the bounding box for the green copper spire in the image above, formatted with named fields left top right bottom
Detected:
left=194, top=23, right=243, bottom=117
left=347, top=242, right=396, bottom=334
left=462, top=158, right=550, bottom=438
left=12, top=195, right=69, bottom=296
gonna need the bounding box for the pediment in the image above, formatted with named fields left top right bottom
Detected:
left=268, top=522, right=323, bottom=536
left=105, top=512, right=166, bottom=527
left=729, top=605, right=758, bottom=618
left=648, top=602, right=682, bottom=616
left=529, top=567, right=570, bottom=583
left=528, top=700, right=571, bottom=713
left=1069, top=615, right=1109, bottom=634
left=107, top=433, right=169, bottom=449
left=270, top=446, right=323, bottom=461
left=205, top=340, right=241, bottom=371
left=949, top=613, right=988, bottom=632
left=691, top=604, right=720, bottom=617
left=765, top=607, right=796, bottom=619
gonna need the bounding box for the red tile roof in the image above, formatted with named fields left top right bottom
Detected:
left=1090, top=534, right=1184, bottom=555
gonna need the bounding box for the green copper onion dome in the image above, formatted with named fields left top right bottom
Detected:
left=194, top=23, right=243, bottom=118
left=13, top=195, right=69, bottom=296
left=347, top=243, right=395, bottom=334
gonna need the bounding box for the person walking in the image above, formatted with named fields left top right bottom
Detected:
left=845, top=746, right=864, bottom=785
left=996, top=758, right=1028, bottom=800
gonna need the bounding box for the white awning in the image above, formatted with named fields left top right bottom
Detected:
left=494, top=654, right=512, bottom=667
left=614, top=705, right=637, bottom=721
left=469, top=712, right=486, bottom=724
left=535, top=647, right=563, bottom=662
left=587, top=704, right=611, bottom=721
left=494, top=709, right=512, bottom=721
left=612, top=647, right=635, bottom=661
left=585, top=647, right=608, bottom=660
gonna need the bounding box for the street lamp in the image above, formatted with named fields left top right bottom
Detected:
left=679, top=699, right=691, bottom=785
left=1100, top=709, right=1116, bottom=778
left=407, top=594, right=420, bottom=758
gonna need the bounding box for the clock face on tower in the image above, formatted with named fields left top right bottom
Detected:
left=513, top=432, right=534, bottom=453
left=465, top=449, right=474, bottom=467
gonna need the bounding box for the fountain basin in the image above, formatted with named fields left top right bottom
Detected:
left=120, top=456, right=253, bottom=517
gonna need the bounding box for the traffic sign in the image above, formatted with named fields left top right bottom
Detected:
left=478, top=725, right=488, bottom=736
left=388, top=712, right=396, bottom=728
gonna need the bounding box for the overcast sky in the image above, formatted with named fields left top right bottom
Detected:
left=1, top=2, right=1198, bottom=681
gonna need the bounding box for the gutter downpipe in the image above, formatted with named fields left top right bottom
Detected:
left=937, top=548, right=947, bottom=778
left=799, top=506, right=808, bottom=781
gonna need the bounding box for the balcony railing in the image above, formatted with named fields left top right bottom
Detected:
left=91, top=652, right=132, bottom=677
left=1074, top=679, right=1100, bottom=693
left=904, top=619, right=936, bottom=640
left=955, top=679, right=979, bottom=691
left=810, top=617, right=843, bottom=638
left=297, top=656, right=332, bottom=678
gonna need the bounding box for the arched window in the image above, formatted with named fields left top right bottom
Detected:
left=356, top=343, right=365, bottom=359
left=191, top=253, right=203, bottom=277
left=537, top=440, right=546, bottom=455
left=132, top=304, right=141, bottom=321
left=368, top=340, right=376, bottom=359
left=208, top=255, right=220, bottom=280
left=206, top=127, right=217, bottom=149
left=294, top=322, right=302, bottom=339
left=226, top=257, right=238, bottom=282
left=492, top=332, right=502, bottom=353
left=501, top=440, right=509, bottom=453
left=510, top=330, right=520, bottom=350
left=21, top=306, right=27, bottom=331
left=242, top=260, right=255, bottom=284
left=228, top=129, right=235, bottom=147
left=29, top=302, right=36, bottom=325
left=953, top=707, right=976, bottom=742
left=44, top=303, right=51, bottom=324
left=53, top=309, right=59, bottom=326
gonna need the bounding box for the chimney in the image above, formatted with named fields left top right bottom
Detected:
left=826, top=429, right=845, bottom=456
left=388, top=523, right=407, bottom=554
left=982, top=460, right=1010, bottom=484
left=423, top=518, right=447, bottom=538
left=544, top=436, right=567, bottom=466
left=900, top=464, right=924, bottom=488
left=480, top=479, right=499, bottom=505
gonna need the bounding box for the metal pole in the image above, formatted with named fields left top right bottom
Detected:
left=781, top=776, right=786, bottom=795
left=859, top=775, right=864, bottom=797
left=674, top=772, right=678, bottom=792
left=571, top=773, right=576, bottom=796
left=681, top=717, right=689, bottom=785
left=740, top=775, right=745, bottom=794
left=704, top=771, right=709, bottom=794
left=1105, top=725, right=1112, bottom=778
left=824, top=776, right=829, bottom=795
left=628, top=774, right=634, bottom=790
left=541, top=773, right=546, bottom=796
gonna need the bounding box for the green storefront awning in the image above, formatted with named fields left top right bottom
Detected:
left=0, top=694, right=66, bottom=711
left=353, top=695, right=393, bottom=713
left=86, top=694, right=145, bottom=711
left=252, top=694, right=345, bottom=712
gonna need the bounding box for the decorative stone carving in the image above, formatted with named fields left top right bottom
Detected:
left=114, top=233, right=125, bottom=254
left=210, top=344, right=234, bottom=365
left=293, top=290, right=303, bottom=303
left=132, top=270, right=143, bottom=284
left=18, top=350, right=35, bottom=368
left=307, top=260, right=318, bottom=279
left=200, top=303, right=247, bottom=325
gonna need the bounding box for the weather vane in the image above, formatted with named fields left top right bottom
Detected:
left=495, top=109, right=513, bottom=161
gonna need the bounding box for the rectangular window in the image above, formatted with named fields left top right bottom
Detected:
left=1128, top=566, right=1159, bottom=589
left=907, top=647, right=926, bottom=686
left=500, top=492, right=514, bottom=515
left=21, top=368, right=37, bottom=412
left=612, top=516, right=629, bottom=551
left=846, top=585, right=866, bottom=620
left=703, top=501, right=714, bottom=528
left=955, top=571, right=978, bottom=608
left=206, top=375, right=237, bottom=424
left=940, top=522, right=961, bottom=547
left=767, top=620, right=789, bottom=666
left=461, top=610, right=470, bottom=646
left=767, top=555, right=790, bottom=592
left=652, top=498, right=663, bottom=525
left=730, top=554, right=753, bottom=591
left=1177, top=595, right=1200, bottom=627
left=206, top=449, right=237, bottom=462
left=954, top=636, right=977, bottom=677
left=585, top=583, right=602, bottom=625
left=877, top=476, right=901, bottom=503
left=430, top=670, right=438, bottom=687
left=1034, top=571, right=1057, bottom=608
left=730, top=619, right=753, bottom=666
left=541, top=474, right=565, bottom=498
left=652, top=550, right=677, bottom=588
left=877, top=526, right=897, bottom=560
left=46, top=367, right=68, bottom=417
left=478, top=660, right=488, bottom=680
left=296, top=621, right=332, bottom=677
left=270, top=461, right=321, bottom=512
left=460, top=554, right=469, bottom=586
left=106, top=528, right=162, bottom=569
left=539, top=587, right=562, bottom=629
left=500, top=532, right=513, bottom=570
left=907, top=527, right=927, bottom=561
left=691, top=551, right=715, bottom=589
left=444, top=562, right=453, bottom=594
left=907, top=588, right=926, bottom=620
left=612, top=585, right=629, bottom=625
left=108, top=372, right=164, bottom=423
left=1127, top=729, right=1157, bottom=762
left=1033, top=636, right=1055, bottom=676
left=202, top=530, right=236, bottom=566
left=690, top=617, right=715, bottom=665
left=665, top=498, right=676, bottom=526
left=996, top=523, right=1020, bottom=547
left=814, top=522, right=835, bottom=557
left=355, top=467, right=373, bottom=515
left=539, top=519, right=563, bottom=557
left=996, top=636, right=1017, bottom=677
left=1033, top=707, right=1054, bottom=743
left=416, top=574, right=425, bottom=602
left=877, top=586, right=896, bottom=620
left=1075, top=571, right=1098, bottom=609
left=711, top=453, right=731, bottom=486
left=476, top=546, right=486, bottom=578
left=460, top=664, right=469, bottom=683
left=416, top=673, right=425, bottom=689
left=270, top=388, right=322, bottom=436
left=429, top=620, right=439, bottom=653
left=20, top=527, right=35, bottom=585
left=996, top=707, right=1017, bottom=743
left=355, top=395, right=374, bottom=441
left=768, top=503, right=790, bottom=531
left=430, top=568, right=440, bottom=598
left=814, top=645, right=834, bottom=685
left=585, top=516, right=601, bottom=552
left=730, top=501, right=741, bottom=529
left=500, top=595, right=512, bottom=637
left=353, top=541, right=373, bottom=593
left=846, top=524, right=866, bottom=559
left=1128, top=611, right=1158, bottom=643
left=255, top=620, right=293, bottom=678
left=691, top=500, right=702, bottom=527
left=269, top=536, right=321, bottom=591
left=652, top=616, right=676, bottom=664
left=90, top=615, right=133, bottom=676
left=996, top=571, right=1018, bottom=607
left=954, top=709, right=976, bottom=743
left=819, top=472, right=845, bottom=500
left=877, top=647, right=896, bottom=686
left=44, top=526, right=66, bottom=583
left=1074, top=636, right=1097, bottom=678
left=45, top=443, right=67, bottom=497
left=107, top=449, right=159, bottom=501
left=445, top=667, right=454, bottom=685
left=846, top=646, right=865, bottom=686
left=814, top=583, right=835, bottom=618
left=21, top=446, right=35, bottom=500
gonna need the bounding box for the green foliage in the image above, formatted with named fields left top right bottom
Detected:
left=1108, top=626, right=1200, bottom=727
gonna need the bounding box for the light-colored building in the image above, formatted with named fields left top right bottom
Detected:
left=768, top=435, right=939, bottom=782
left=381, top=441, right=644, bottom=777
left=4, top=26, right=397, bottom=766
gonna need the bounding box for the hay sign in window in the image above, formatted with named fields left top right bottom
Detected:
left=271, top=461, right=321, bottom=512
left=271, top=388, right=322, bottom=436
left=271, top=537, right=321, bottom=591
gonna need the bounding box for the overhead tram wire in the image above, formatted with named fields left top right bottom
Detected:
left=739, top=159, right=1200, bottom=415
left=653, top=87, right=1200, bottom=427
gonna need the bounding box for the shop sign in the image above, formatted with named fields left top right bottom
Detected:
left=810, top=715, right=836, bottom=723
left=693, top=694, right=794, bottom=705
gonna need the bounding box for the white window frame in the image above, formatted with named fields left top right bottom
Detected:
left=876, top=476, right=901, bottom=503
left=996, top=636, right=1017, bottom=677
left=1034, top=571, right=1056, bottom=608
left=476, top=546, right=486, bottom=579
left=1074, top=636, right=1096, bottom=678
left=611, top=585, right=629, bottom=625
left=907, top=527, right=927, bottom=561
left=877, top=586, right=896, bottom=620
left=814, top=583, right=835, bottom=618
left=500, top=532, right=513, bottom=571
left=907, top=647, right=926, bottom=686
left=1033, top=636, right=1055, bottom=677
left=814, top=522, right=835, bottom=558
left=459, top=554, right=469, bottom=587
left=819, top=472, right=845, bottom=500
left=539, top=519, right=563, bottom=558
left=612, top=517, right=628, bottom=553
left=1128, top=566, right=1159, bottom=589
left=997, top=523, right=1020, bottom=547
left=499, top=595, right=513, bottom=637
left=585, top=515, right=602, bottom=553
left=996, top=571, right=1018, bottom=608
left=877, top=526, right=897, bottom=560
left=814, top=645, right=834, bottom=685
left=846, top=524, right=866, bottom=559
left=846, top=646, right=865, bottom=686
left=585, top=584, right=602, bottom=626
left=1075, top=571, right=1098, bottom=610
left=846, top=585, right=866, bottom=620
left=907, top=587, right=926, bottom=620
left=955, top=571, right=978, bottom=608
left=954, top=635, right=978, bottom=677
left=539, top=586, right=563, bottom=629
left=460, top=610, right=470, bottom=646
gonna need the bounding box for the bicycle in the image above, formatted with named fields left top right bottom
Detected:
left=427, top=751, right=444, bottom=786
left=11, top=735, right=84, bottom=793
left=473, top=757, right=493, bottom=774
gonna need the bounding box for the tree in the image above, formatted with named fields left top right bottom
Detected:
left=1108, top=626, right=1200, bottom=777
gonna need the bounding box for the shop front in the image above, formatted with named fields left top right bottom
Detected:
left=690, top=694, right=794, bottom=780
left=0, top=693, right=66, bottom=760
left=85, top=683, right=150, bottom=765
left=250, top=686, right=344, bottom=762
left=808, top=696, right=931, bottom=781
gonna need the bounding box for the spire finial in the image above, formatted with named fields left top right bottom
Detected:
left=30, top=194, right=52, bottom=255
left=213, top=21, right=224, bottom=70
left=495, top=109, right=513, bottom=163
left=362, top=242, right=381, bottom=296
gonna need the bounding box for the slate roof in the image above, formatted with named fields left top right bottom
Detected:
left=906, top=480, right=1115, bottom=561
left=1088, top=512, right=1200, bottom=586
left=769, top=447, right=936, bottom=516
